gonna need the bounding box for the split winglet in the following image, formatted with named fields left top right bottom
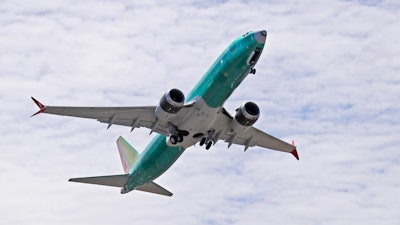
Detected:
left=291, top=140, right=299, bottom=160
left=31, top=97, right=46, bottom=117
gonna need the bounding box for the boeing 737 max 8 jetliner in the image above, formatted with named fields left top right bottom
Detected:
left=32, top=30, right=298, bottom=196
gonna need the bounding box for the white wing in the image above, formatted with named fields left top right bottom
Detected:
left=31, top=97, right=189, bottom=136
left=213, top=108, right=299, bottom=160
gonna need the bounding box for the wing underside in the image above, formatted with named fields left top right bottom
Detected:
left=213, top=108, right=299, bottom=159
left=44, top=105, right=165, bottom=132
left=31, top=97, right=298, bottom=159
left=31, top=97, right=182, bottom=136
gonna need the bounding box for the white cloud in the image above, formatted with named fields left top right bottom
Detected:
left=0, top=0, right=399, bottom=224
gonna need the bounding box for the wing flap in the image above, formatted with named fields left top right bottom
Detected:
left=246, top=127, right=295, bottom=152
left=31, top=98, right=169, bottom=136
left=215, top=108, right=298, bottom=159
left=31, top=98, right=193, bottom=136
left=43, top=106, right=156, bottom=122
left=222, top=127, right=296, bottom=150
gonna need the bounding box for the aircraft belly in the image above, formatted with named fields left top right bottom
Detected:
left=173, top=97, right=222, bottom=146
left=125, top=98, right=222, bottom=191
left=125, top=134, right=185, bottom=190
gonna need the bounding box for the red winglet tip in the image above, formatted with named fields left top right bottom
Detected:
left=291, top=149, right=299, bottom=160
left=31, top=97, right=45, bottom=109
left=31, top=97, right=46, bottom=117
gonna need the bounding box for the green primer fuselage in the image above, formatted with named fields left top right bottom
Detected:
left=126, top=31, right=266, bottom=191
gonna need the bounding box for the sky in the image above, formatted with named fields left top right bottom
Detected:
left=0, top=0, right=399, bottom=224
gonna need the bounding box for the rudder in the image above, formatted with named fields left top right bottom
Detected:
left=116, top=136, right=139, bottom=173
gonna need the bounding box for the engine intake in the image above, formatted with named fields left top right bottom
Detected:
left=159, top=88, right=185, bottom=114
left=155, top=89, right=185, bottom=121
left=235, top=102, right=260, bottom=126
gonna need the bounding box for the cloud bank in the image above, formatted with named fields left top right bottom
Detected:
left=0, top=0, right=399, bottom=224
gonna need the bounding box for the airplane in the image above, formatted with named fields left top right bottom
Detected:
left=31, top=30, right=298, bottom=196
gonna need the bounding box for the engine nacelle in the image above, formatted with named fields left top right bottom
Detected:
left=231, top=102, right=260, bottom=131
left=155, top=88, right=185, bottom=121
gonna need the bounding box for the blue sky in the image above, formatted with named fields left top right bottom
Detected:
left=0, top=1, right=399, bottom=224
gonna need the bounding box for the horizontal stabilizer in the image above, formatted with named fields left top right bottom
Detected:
left=69, top=175, right=172, bottom=196
left=135, top=181, right=173, bottom=196
left=69, top=174, right=128, bottom=187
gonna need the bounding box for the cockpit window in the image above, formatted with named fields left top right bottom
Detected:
left=242, top=31, right=250, bottom=37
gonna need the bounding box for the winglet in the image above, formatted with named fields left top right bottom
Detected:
left=291, top=140, right=299, bottom=160
left=291, top=149, right=299, bottom=160
left=31, top=97, right=46, bottom=117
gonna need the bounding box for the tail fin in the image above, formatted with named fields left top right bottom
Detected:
left=69, top=136, right=173, bottom=196
left=116, top=136, right=139, bottom=173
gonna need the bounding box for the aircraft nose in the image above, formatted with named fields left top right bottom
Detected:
left=254, top=30, right=267, bottom=44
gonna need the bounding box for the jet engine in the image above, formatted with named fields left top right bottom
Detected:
left=231, top=102, right=260, bottom=131
left=155, top=88, right=185, bottom=121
